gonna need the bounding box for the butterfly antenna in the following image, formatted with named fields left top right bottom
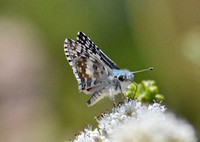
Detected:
left=132, top=67, right=154, bottom=74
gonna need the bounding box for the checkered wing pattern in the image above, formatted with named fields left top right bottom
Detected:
left=64, top=33, right=114, bottom=93
left=76, top=32, right=120, bottom=70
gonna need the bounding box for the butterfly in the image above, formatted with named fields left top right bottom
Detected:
left=64, top=32, right=152, bottom=106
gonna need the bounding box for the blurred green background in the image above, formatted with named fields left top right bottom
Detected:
left=0, top=0, right=200, bottom=141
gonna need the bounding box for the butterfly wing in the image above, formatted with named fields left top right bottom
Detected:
left=77, top=32, right=120, bottom=70
left=64, top=38, right=113, bottom=92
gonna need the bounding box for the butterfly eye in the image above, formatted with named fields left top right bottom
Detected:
left=118, top=75, right=125, bottom=81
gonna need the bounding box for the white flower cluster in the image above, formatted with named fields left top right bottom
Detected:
left=69, top=100, right=197, bottom=142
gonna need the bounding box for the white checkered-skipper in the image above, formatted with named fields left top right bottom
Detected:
left=64, top=32, right=153, bottom=106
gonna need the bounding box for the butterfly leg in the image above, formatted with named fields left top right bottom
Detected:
left=116, top=83, right=125, bottom=106
left=118, top=83, right=124, bottom=100
left=108, top=86, right=116, bottom=108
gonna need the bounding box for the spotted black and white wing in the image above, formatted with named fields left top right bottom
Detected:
left=76, top=32, right=120, bottom=70
left=64, top=37, right=112, bottom=91
left=64, top=32, right=120, bottom=106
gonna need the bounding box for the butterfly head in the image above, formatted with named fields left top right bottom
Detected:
left=113, top=69, right=134, bottom=83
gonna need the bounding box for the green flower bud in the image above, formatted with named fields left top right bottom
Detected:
left=125, top=80, right=164, bottom=103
